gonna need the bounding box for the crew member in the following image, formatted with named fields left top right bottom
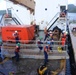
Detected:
left=37, top=37, right=43, bottom=52
left=14, top=43, right=20, bottom=62
left=44, top=45, right=49, bottom=65
left=13, top=31, right=20, bottom=44
left=44, top=27, right=49, bottom=41
left=61, top=31, right=66, bottom=50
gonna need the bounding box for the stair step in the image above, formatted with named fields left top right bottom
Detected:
left=59, top=17, right=66, bottom=20
left=4, top=49, right=69, bottom=59
left=5, top=54, right=69, bottom=59
left=5, top=18, right=12, bottom=21
left=3, top=42, right=69, bottom=59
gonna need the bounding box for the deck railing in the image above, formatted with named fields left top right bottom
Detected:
left=3, top=40, right=68, bottom=51
left=1, top=40, right=69, bottom=59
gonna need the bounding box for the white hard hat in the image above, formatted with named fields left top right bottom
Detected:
left=65, top=31, right=68, bottom=35
left=49, top=31, right=52, bottom=34
left=63, top=31, right=65, bottom=33
left=15, top=31, right=18, bottom=33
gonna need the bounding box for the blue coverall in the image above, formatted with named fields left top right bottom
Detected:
left=44, top=46, right=48, bottom=65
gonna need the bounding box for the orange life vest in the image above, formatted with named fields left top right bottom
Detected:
left=61, top=37, right=66, bottom=45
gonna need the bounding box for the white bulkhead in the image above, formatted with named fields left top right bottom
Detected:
left=35, top=0, right=68, bottom=30
left=0, top=0, right=67, bottom=30
left=6, top=1, right=34, bottom=25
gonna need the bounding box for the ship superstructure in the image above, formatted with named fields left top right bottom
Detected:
left=0, top=0, right=71, bottom=75
left=35, top=0, right=68, bottom=30
left=0, top=0, right=35, bottom=26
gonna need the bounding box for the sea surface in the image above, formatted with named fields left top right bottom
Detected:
left=68, top=13, right=76, bottom=20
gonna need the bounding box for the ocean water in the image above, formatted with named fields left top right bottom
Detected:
left=68, top=13, right=76, bottom=20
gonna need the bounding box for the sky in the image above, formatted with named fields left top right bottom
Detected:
left=68, top=0, right=76, bottom=5
left=0, top=0, right=6, bottom=10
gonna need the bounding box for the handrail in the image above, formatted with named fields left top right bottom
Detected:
left=3, top=43, right=67, bottom=47
left=3, top=40, right=68, bottom=51
left=47, top=12, right=60, bottom=31
left=47, top=12, right=59, bottom=26
left=0, top=14, right=4, bottom=25
left=5, top=40, right=66, bottom=43
left=5, top=40, right=67, bottom=46
left=12, top=17, right=19, bottom=25
left=12, top=12, right=24, bottom=25
left=47, top=17, right=59, bottom=31
left=12, top=17, right=21, bottom=25
left=14, top=13, right=23, bottom=24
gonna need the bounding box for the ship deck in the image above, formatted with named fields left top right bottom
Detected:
left=0, top=58, right=66, bottom=75
left=0, top=31, right=68, bottom=75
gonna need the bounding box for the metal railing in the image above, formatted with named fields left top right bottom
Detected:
left=3, top=40, right=68, bottom=51
left=0, top=14, right=5, bottom=26
left=47, top=12, right=60, bottom=26
left=47, top=12, right=60, bottom=30
left=12, top=12, right=24, bottom=25
left=1, top=40, right=69, bottom=59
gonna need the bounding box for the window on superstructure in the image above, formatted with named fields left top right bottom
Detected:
left=45, top=8, right=47, bottom=11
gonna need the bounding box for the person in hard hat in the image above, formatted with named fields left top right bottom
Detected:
left=44, top=46, right=48, bottom=65
left=49, top=30, right=53, bottom=39
left=37, top=37, right=43, bottom=52
left=44, top=42, right=50, bottom=65
left=61, top=31, right=66, bottom=50
left=46, top=39, right=53, bottom=52
left=44, top=27, right=49, bottom=41
left=13, top=30, right=20, bottom=44
left=13, top=43, right=20, bottom=62
left=37, top=65, right=49, bottom=75
left=17, top=42, right=20, bottom=49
